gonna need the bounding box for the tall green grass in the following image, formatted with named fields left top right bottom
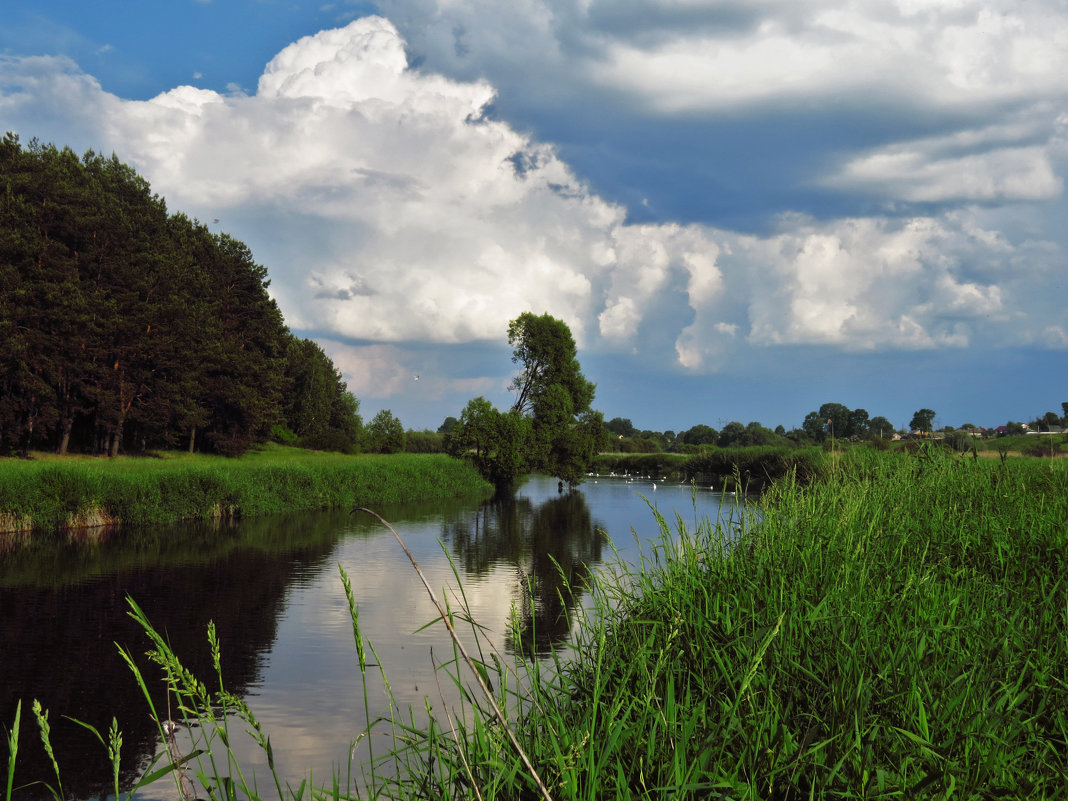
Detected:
left=7, top=446, right=1066, bottom=799
left=536, top=445, right=1067, bottom=798
left=0, top=445, right=492, bottom=536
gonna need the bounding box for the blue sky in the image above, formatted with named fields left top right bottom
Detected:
left=2, top=1, right=1066, bottom=434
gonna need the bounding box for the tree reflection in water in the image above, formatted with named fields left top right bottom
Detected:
left=442, top=487, right=606, bottom=656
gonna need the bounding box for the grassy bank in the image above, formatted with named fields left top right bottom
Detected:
left=394, top=445, right=1067, bottom=798
left=0, top=445, right=492, bottom=537
left=591, top=445, right=827, bottom=491
left=8, top=446, right=1066, bottom=798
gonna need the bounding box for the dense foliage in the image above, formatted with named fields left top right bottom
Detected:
left=0, top=135, right=361, bottom=456
left=448, top=312, right=608, bottom=490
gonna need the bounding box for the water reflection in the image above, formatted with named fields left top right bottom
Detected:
left=1, top=509, right=384, bottom=800
left=443, top=489, right=606, bottom=656
left=1, top=476, right=732, bottom=800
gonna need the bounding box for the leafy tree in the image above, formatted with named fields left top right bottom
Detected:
left=847, top=408, right=870, bottom=439
left=803, top=403, right=888, bottom=442
left=620, top=436, right=662, bottom=453
left=438, top=416, right=459, bottom=434
left=451, top=313, right=606, bottom=491
left=606, top=417, right=637, bottom=438
left=448, top=398, right=533, bottom=487
left=1036, top=411, right=1062, bottom=431
left=786, top=428, right=815, bottom=446
left=507, top=312, right=595, bottom=417
left=366, top=409, right=405, bottom=454
left=680, top=424, right=718, bottom=446
left=404, top=430, right=445, bottom=454
left=868, top=416, right=895, bottom=440
left=0, top=135, right=354, bottom=457
left=717, top=421, right=746, bottom=447
left=327, top=391, right=363, bottom=450
left=802, top=411, right=827, bottom=442
left=909, top=408, right=936, bottom=434
left=819, top=403, right=851, bottom=440
left=281, top=337, right=362, bottom=451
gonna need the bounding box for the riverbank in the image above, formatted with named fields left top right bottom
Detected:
left=387, top=445, right=1067, bottom=798
left=592, top=445, right=827, bottom=491
left=9, top=446, right=1065, bottom=798
left=0, top=444, right=493, bottom=539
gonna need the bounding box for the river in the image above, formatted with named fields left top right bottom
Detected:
left=1, top=473, right=740, bottom=800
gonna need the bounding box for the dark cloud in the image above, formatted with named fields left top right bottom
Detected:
left=585, top=0, right=765, bottom=46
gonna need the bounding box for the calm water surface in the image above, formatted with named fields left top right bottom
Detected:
left=0, top=474, right=740, bottom=799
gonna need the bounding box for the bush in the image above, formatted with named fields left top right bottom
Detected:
left=270, top=425, right=299, bottom=445
left=1022, top=438, right=1060, bottom=458
left=405, top=431, right=445, bottom=454
left=682, top=446, right=825, bottom=490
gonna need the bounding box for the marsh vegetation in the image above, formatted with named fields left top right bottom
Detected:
left=6, top=446, right=1065, bottom=799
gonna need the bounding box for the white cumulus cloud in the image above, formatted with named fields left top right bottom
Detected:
left=2, top=10, right=1064, bottom=415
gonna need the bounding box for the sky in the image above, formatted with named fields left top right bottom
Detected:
left=2, top=0, right=1066, bottom=434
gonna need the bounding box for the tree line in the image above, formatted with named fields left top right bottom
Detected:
left=594, top=401, right=1068, bottom=455
left=0, top=134, right=362, bottom=457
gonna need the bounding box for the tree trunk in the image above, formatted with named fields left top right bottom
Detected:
left=188, top=425, right=196, bottom=454
left=21, top=412, right=34, bottom=457
left=109, top=421, right=122, bottom=458
left=57, top=417, right=73, bottom=456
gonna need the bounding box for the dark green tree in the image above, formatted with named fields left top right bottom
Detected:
left=448, top=398, right=533, bottom=487
left=910, top=408, right=936, bottom=434
left=451, top=313, right=606, bottom=492
left=280, top=336, right=361, bottom=451
left=680, top=424, right=718, bottom=446
left=868, top=416, right=895, bottom=440
left=606, top=417, right=636, bottom=438
left=802, top=411, right=826, bottom=442
left=0, top=135, right=346, bottom=457
left=847, top=408, right=870, bottom=439
left=717, top=421, right=746, bottom=447
left=1036, top=411, right=1062, bottom=431
left=366, top=409, right=405, bottom=454
left=819, top=403, right=851, bottom=440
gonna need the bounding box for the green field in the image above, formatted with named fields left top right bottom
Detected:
left=0, top=444, right=492, bottom=537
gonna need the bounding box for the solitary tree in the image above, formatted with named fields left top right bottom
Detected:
left=909, top=408, right=936, bottom=434
left=450, top=312, right=607, bottom=492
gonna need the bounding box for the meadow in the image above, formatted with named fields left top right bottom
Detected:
left=6, top=445, right=1067, bottom=799
left=0, top=444, right=492, bottom=538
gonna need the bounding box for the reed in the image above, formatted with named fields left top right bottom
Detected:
left=372, top=445, right=1067, bottom=798
left=6, top=446, right=1065, bottom=799
left=0, top=446, right=492, bottom=537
